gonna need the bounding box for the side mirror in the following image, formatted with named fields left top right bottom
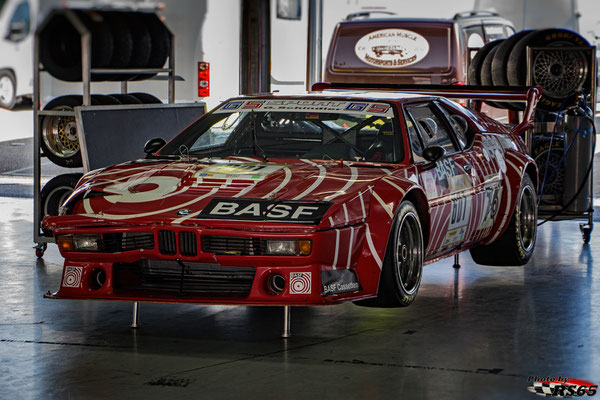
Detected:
left=144, top=138, right=166, bottom=157
left=422, top=145, right=446, bottom=162
left=6, top=21, right=27, bottom=42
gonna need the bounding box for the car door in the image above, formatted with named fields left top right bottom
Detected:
left=436, top=100, right=506, bottom=243
left=404, top=101, right=479, bottom=258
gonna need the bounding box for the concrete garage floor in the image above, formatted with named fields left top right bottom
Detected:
left=0, top=197, right=598, bottom=399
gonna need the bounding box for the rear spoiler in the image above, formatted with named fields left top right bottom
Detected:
left=311, top=82, right=542, bottom=136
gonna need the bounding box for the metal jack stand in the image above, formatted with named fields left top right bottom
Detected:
left=453, top=254, right=461, bottom=269
left=131, top=302, right=140, bottom=329
left=282, top=306, right=291, bottom=338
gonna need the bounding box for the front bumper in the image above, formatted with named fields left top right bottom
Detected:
left=46, top=224, right=375, bottom=305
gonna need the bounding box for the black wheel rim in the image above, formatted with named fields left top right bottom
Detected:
left=518, top=185, right=536, bottom=252
left=394, top=212, right=423, bottom=295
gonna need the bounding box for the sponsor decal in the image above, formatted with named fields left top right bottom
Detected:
left=198, top=198, right=331, bottom=224
left=62, top=266, right=83, bottom=288
left=354, top=29, right=430, bottom=68
left=290, top=272, right=311, bottom=294
left=321, top=269, right=362, bottom=296
left=527, top=376, right=597, bottom=397
left=443, top=196, right=472, bottom=246
left=434, top=158, right=458, bottom=191
left=215, top=100, right=393, bottom=116
left=194, top=163, right=284, bottom=181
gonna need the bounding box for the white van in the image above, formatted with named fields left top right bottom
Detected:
left=0, top=0, right=37, bottom=109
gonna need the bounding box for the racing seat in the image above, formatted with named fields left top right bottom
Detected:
left=364, top=122, right=394, bottom=162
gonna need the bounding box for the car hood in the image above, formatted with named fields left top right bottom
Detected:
left=52, top=158, right=395, bottom=230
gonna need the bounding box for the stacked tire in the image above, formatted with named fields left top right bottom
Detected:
left=39, top=10, right=170, bottom=225
left=40, top=11, right=171, bottom=82
left=468, top=28, right=590, bottom=112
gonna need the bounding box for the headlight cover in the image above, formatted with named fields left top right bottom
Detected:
left=57, top=234, right=101, bottom=252
left=264, top=239, right=312, bottom=256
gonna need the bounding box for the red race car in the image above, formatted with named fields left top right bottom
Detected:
left=44, top=84, right=541, bottom=307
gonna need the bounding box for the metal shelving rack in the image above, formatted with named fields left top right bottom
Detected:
left=526, top=46, right=596, bottom=243
left=33, top=8, right=176, bottom=255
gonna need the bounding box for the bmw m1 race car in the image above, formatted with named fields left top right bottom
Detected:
left=43, top=84, right=541, bottom=307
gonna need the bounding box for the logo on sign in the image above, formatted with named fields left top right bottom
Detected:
left=62, top=266, right=83, bottom=288
left=290, top=272, right=311, bottom=294
left=355, top=29, right=430, bottom=68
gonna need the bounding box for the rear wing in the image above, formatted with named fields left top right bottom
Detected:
left=311, top=82, right=542, bottom=136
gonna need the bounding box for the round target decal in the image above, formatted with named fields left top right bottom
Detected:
left=289, top=272, right=311, bottom=294
left=62, top=266, right=83, bottom=288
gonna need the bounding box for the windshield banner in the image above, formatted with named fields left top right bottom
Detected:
left=215, top=99, right=393, bottom=117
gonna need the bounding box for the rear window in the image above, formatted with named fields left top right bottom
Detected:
left=329, top=21, right=453, bottom=74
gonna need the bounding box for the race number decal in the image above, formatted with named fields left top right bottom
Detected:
left=478, top=185, right=502, bottom=230
left=443, top=196, right=472, bottom=246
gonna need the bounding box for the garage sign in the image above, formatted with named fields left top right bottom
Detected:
left=355, top=28, right=429, bottom=68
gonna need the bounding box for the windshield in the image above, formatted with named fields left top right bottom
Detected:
left=160, top=99, right=402, bottom=163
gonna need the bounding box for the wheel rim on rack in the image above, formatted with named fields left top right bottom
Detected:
left=394, top=212, right=423, bottom=295
left=42, top=106, right=80, bottom=159
left=533, top=48, right=587, bottom=99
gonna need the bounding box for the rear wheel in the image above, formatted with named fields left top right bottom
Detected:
left=470, top=174, right=537, bottom=266
left=355, top=201, right=424, bottom=307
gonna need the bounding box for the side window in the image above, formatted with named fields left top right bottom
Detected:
left=463, top=25, right=485, bottom=49
left=405, top=116, right=425, bottom=162
left=505, top=25, right=515, bottom=36
left=6, top=1, right=30, bottom=42
left=405, top=103, right=458, bottom=156
left=435, top=102, right=474, bottom=150
left=483, top=24, right=507, bottom=41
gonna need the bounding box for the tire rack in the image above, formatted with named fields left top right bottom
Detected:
left=525, top=46, right=596, bottom=243
left=33, top=9, right=176, bottom=254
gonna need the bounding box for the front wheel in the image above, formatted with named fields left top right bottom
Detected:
left=0, top=70, right=16, bottom=109
left=470, top=174, right=537, bottom=266
left=355, top=201, right=424, bottom=307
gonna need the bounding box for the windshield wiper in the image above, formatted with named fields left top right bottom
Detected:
left=251, top=111, right=269, bottom=162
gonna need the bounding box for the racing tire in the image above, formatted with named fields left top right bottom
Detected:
left=531, top=136, right=565, bottom=203
left=355, top=201, right=424, bottom=308
left=108, top=93, right=143, bottom=104
left=468, top=39, right=503, bottom=86
left=0, top=70, right=16, bottom=109
left=41, top=95, right=121, bottom=167
left=470, top=174, right=537, bottom=266
left=491, top=30, right=533, bottom=110
left=129, top=92, right=162, bottom=104
left=480, top=42, right=505, bottom=109
left=40, top=173, right=83, bottom=237
left=133, top=13, right=170, bottom=80
left=507, top=29, right=590, bottom=111
left=40, top=12, right=114, bottom=82
left=104, top=12, right=134, bottom=80
left=125, top=13, right=153, bottom=70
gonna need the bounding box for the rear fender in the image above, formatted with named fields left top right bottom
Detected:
left=482, top=151, right=536, bottom=245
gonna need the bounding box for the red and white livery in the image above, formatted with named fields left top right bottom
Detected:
left=44, top=85, right=541, bottom=307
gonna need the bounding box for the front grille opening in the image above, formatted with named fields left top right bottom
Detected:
left=102, top=232, right=154, bottom=253
left=179, top=231, right=197, bottom=256
left=114, top=260, right=255, bottom=297
left=202, top=235, right=263, bottom=255
left=158, top=230, right=177, bottom=255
